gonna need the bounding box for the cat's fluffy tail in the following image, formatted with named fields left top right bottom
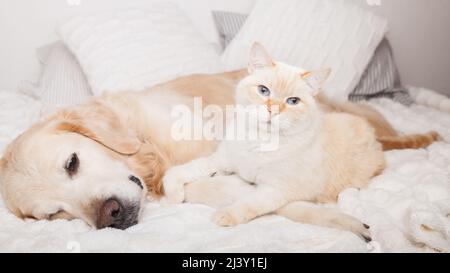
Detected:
left=378, top=131, right=441, bottom=151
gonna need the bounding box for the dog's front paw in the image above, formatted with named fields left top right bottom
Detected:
left=213, top=209, right=238, bottom=227
left=213, top=206, right=257, bottom=227
left=162, top=169, right=187, bottom=204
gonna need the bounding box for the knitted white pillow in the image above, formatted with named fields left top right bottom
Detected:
left=36, top=42, right=92, bottom=106
left=222, top=0, right=388, bottom=102
left=58, top=2, right=223, bottom=95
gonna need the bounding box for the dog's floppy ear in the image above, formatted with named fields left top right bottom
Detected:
left=0, top=157, right=5, bottom=172
left=0, top=144, right=13, bottom=173
left=55, top=102, right=141, bottom=155
left=126, top=142, right=167, bottom=197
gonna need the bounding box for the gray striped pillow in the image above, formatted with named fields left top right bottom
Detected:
left=212, top=11, right=413, bottom=105
left=349, top=39, right=413, bottom=106
left=212, top=11, right=248, bottom=49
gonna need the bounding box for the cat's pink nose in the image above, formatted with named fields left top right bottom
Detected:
left=267, top=106, right=281, bottom=116
left=266, top=100, right=284, bottom=115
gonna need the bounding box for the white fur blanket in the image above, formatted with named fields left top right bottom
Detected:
left=0, top=91, right=449, bottom=253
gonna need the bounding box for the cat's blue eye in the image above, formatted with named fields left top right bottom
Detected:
left=258, top=85, right=271, bottom=97
left=286, top=97, right=301, bottom=105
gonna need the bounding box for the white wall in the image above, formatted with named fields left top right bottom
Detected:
left=0, top=0, right=255, bottom=92
left=350, top=0, right=450, bottom=95
left=1, top=0, right=449, bottom=96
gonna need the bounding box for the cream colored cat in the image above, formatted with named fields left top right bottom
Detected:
left=163, top=43, right=385, bottom=241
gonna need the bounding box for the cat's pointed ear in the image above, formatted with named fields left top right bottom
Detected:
left=248, top=42, right=275, bottom=73
left=301, top=68, right=332, bottom=95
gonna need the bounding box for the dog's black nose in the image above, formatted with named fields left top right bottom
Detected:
left=129, top=175, right=143, bottom=189
left=96, top=198, right=139, bottom=230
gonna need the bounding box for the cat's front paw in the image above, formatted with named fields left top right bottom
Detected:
left=355, top=223, right=372, bottom=243
left=335, top=214, right=372, bottom=243
left=213, top=209, right=239, bottom=227
left=162, top=168, right=187, bottom=204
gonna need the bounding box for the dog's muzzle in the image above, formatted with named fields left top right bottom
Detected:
left=96, top=198, right=139, bottom=230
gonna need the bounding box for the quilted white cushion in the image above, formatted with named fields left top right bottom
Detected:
left=36, top=42, right=92, bottom=106
left=221, top=0, right=389, bottom=101
left=58, top=2, right=224, bottom=95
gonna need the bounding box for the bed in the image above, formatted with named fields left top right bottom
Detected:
left=0, top=0, right=449, bottom=253
left=1, top=87, right=449, bottom=253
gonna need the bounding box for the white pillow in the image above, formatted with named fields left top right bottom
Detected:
left=221, top=0, right=388, bottom=101
left=36, top=42, right=93, bottom=106
left=58, top=2, right=224, bottom=95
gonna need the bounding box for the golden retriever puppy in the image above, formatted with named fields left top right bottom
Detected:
left=0, top=73, right=234, bottom=229
left=0, top=70, right=439, bottom=230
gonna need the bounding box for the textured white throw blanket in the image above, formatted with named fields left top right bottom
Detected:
left=409, top=86, right=450, bottom=114
left=0, top=91, right=449, bottom=253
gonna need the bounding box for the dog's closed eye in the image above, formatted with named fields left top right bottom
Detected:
left=65, top=153, right=79, bottom=177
